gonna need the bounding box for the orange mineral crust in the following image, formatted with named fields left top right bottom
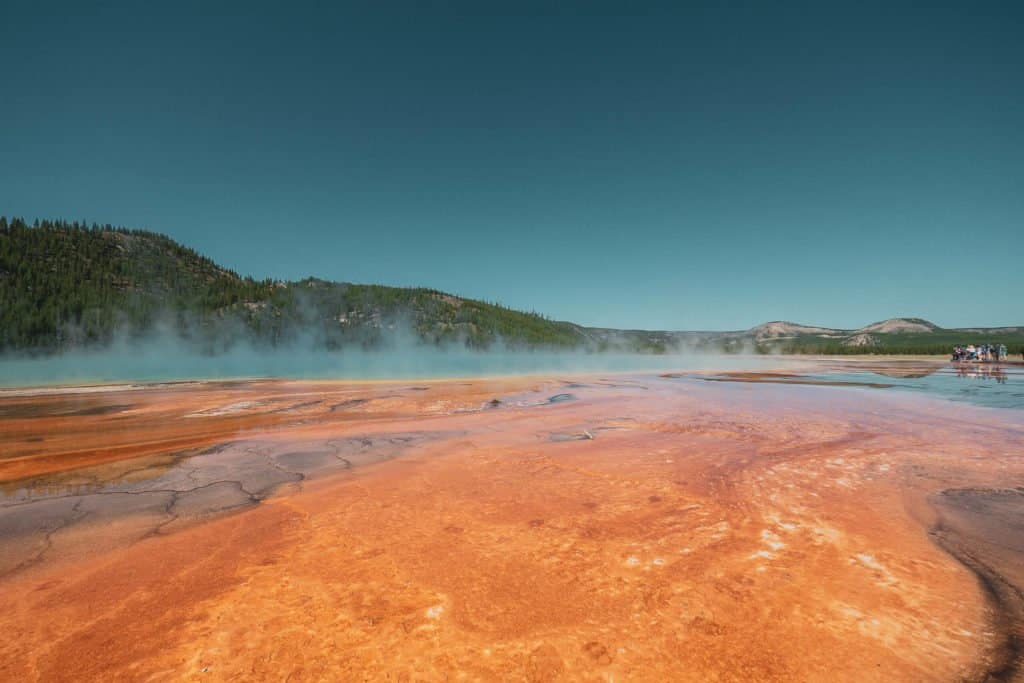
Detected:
left=1, top=370, right=1022, bottom=681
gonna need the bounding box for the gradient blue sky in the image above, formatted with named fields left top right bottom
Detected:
left=2, top=1, right=1022, bottom=330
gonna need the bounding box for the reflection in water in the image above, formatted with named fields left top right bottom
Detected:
left=814, top=363, right=1023, bottom=409
left=694, top=362, right=1024, bottom=409
left=955, top=363, right=1009, bottom=383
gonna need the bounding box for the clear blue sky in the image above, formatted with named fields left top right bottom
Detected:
left=2, top=1, right=1021, bottom=330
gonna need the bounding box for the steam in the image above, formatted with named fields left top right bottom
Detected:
left=0, top=318, right=776, bottom=387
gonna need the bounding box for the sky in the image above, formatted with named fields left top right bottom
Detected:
left=1, top=1, right=1022, bottom=331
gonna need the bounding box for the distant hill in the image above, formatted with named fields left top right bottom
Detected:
left=2, top=217, right=1022, bottom=356
left=748, top=321, right=839, bottom=340
left=726, top=318, right=1024, bottom=355
left=0, top=217, right=599, bottom=353
left=855, top=318, right=939, bottom=334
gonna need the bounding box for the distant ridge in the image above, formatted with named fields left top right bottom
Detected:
left=855, top=318, right=940, bottom=334
left=734, top=317, right=1021, bottom=354
left=747, top=321, right=838, bottom=339
left=2, top=217, right=1023, bottom=356
left=747, top=317, right=942, bottom=339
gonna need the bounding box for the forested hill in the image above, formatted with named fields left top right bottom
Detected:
left=2, top=218, right=1022, bottom=356
left=0, top=217, right=594, bottom=354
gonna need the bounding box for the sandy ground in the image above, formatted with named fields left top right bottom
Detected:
left=0, top=366, right=1022, bottom=681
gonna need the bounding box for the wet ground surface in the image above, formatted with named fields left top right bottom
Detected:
left=0, top=362, right=1022, bottom=681
left=0, top=431, right=450, bottom=577
left=931, top=487, right=1024, bottom=680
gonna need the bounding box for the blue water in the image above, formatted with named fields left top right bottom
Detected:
left=804, top=365, right=1024, bottom=410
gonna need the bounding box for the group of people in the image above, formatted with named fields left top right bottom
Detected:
left=952, top=343, right=1008, bottom=362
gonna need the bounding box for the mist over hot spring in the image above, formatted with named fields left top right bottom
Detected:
left=0, top=320, right=771, bottom=387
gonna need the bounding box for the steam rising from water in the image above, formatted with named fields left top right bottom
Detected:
left=0, top=330, right=774, bottom=387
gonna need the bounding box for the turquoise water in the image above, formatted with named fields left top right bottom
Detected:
left=4, top=348, right=1021, bottom=411
left=0, top=348, right=778, bottom=387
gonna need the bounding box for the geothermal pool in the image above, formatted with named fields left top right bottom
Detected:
left=1, top=360, right=1022, bottom=681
